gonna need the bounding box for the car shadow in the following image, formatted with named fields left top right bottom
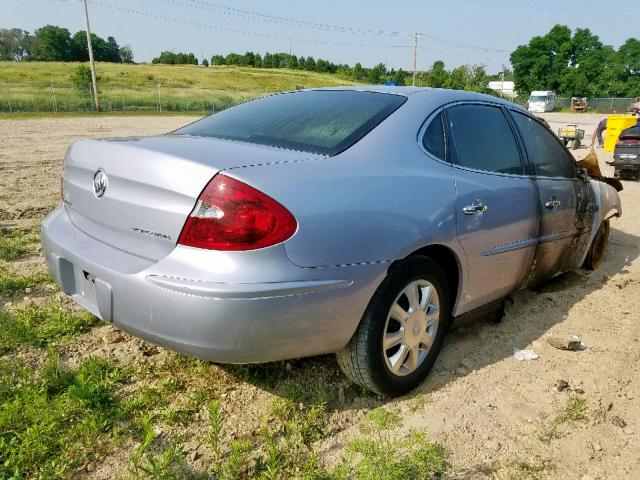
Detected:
left=221, top=227, right=639, bottom=412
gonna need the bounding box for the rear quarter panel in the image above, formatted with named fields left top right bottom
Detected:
left=224, top=91, right=464, bottom=268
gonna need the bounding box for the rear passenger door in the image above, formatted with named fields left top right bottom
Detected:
left=444, top=103, right=539, bottom=313
left=510, top=110, right=595, bottom=283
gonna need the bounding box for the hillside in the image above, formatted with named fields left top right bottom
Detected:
left=0, top=62, right=358, bottom=113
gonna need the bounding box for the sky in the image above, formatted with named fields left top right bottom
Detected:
left=3, top=0, right=637, bottom=73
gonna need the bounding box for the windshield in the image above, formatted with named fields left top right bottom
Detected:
left=173, top=90, right=407, bottom=156
left=529, top=95, right=549, bottom=102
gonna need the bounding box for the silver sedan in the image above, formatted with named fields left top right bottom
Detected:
left=42, top=87, right=621, bottom=396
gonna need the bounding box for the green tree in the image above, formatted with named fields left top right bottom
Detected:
left=368, top=63, right=387, bottom=84
left=30, top=25, right=72, bottom=61
left=507, top=24, right=637, bottom=97
left=104, top=36, right=120, bottom=62
left=618, top=38, right=640, bottom=96
left=202, top=58, right=209, bottom=67
left=0, top=28, right=31, bottom=61
left=304, top=56, right=316, bottom=71
left=152, top=51, right=197, bottom=65
left=119, top=45, right=134, bottom=63
left=70, top=31, right=112, bottom=62
left=352, top=62, right=364, bottom=81
left=392, top=68, right=408, bottom=86
left=510, top=24, right=572, bottom=95
left=211, top=54, right=225, bottom=65
left=422, top=60, right=449, bottom=87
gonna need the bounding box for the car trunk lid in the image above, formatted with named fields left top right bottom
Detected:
left=63, top=135, right=307, bottom=261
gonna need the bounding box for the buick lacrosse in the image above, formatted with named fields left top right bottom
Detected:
left=42, top=87, right=621, bottom=395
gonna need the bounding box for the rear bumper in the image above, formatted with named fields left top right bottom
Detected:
left=41, top=205, right=386, bottom=363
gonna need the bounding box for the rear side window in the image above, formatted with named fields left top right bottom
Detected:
left=422, top=113, right=446, bottom=160
left=446, top=104, right=524, bottom=175
left=173, top=90, right=407, bottom=156
left=511, top=111, right=576, bottom=178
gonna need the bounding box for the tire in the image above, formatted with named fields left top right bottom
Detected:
left=583, top=220, right=610, bottom=270
left=336, top=256, right=450, bottom=397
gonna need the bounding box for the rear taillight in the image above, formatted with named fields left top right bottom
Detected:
left=178, top=174, right=297, bottom=251
left=622, top=139, right=640, bottom=144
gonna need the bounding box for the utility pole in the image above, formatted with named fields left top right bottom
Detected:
left=411, top=33, right=422, bottom=87
left=83, top=0, right=100, bottom=111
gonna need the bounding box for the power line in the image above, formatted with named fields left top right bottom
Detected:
left=158, top=0, right=505, bottom=52
left=422, top=34, right=504, bottom=53
left=85, top=0, right=414, bottom=49
left=167, top=0, right=404, bottom=37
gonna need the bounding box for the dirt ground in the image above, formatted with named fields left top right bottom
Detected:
left=1, top=112, right=639, bottom=479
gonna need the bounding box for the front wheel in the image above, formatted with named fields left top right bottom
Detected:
left=583, top=220, right=610, bottom=270
left=336, top=256, right=450, bottom=396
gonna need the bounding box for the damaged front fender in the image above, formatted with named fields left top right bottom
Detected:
left=578, top=179, right=622, bottom=267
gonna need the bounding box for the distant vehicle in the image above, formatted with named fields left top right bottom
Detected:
left=42, top=87, right=621, bottom=396
left=613, top=120, right=640, bottom=180
left=528, top=91, right=556, bottom=113
left=571, top=97, right=588, bottom=113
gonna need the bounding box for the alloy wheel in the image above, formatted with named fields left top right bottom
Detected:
left=382, top=279, right=440, bottom=376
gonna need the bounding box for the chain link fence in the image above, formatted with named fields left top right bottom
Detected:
left=1, top=82, right=637, bottom=114
left=553, top=97, right=634, bottom=113
left=0, top=81, right=279, bottom=113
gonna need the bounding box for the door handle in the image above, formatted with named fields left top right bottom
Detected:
left=462, top=200, right=488, bottom=215
left=545, top=199, right=561, bottom=209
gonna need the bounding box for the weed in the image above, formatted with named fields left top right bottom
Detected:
left=228, top=362, right=286, bottom=388
left=0, top=354, right=128, bottom=479
left=0, top=265, right=51, bottom=295
left=335, top=406, right=448, bottom=480
left=222, top=440, right=252, bottom=480
left=538, top=396, right=589, bottom=443
left=0, top=303, right=99, bottom=354
left=555, top=396, right=588, bottom=423
left=130, top=417, right=189, bottom=480
left=0, top=229, right=40, bottom=261
left=515, top=457, right=554, bottom=478
left=207, top=400, right=223, bottom=460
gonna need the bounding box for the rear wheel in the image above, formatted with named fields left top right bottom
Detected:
left=583, top=220, right=610, bottom=270
left=336, top=256, right=450, bottom=396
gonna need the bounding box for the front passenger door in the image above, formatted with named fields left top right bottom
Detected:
left=445, top=104, right=540, bottom=313
left=510, top=111, right=595, bottom=284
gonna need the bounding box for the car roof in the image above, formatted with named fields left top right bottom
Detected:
left=306, top=85, right=525, bottom=110
left=308, top=85, right=428, bottom=95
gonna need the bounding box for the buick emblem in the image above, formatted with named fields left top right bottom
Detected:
left=92, top=168, right=108, bottom=198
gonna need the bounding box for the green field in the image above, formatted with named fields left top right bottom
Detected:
left=0, top=62, right=358, bottom=113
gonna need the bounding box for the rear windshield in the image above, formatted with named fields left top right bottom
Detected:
left=173, top=90, right=407, bottom=156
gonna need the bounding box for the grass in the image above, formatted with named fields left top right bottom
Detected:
left=0, top=265, right=51, bottom=295
left=335, top=407, right=448, bottom=480
left=0, top=62, right=357, bottom=113
left=0, top=354, right=129, bottom=479
left=0, top=303, right=99, bottom=354
left=124, top=387, right=448, bottom=480
left=538, top=396, right=589, bottom=443
left=0, top=217, right=447, bottom=479
left=0, top=229, right=40, bottom=261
